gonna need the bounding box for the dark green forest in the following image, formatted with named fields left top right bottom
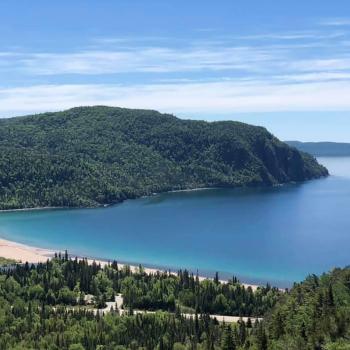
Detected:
left=0, top=255, right=274, bottom=349
left=264, top=267, right=350, bottom=350
left=0, top=256, right=349, bottom=349
left=0, top=106, right=327, bottom=209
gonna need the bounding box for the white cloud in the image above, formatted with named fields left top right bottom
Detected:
left=320, top=18, right=350, bottom=27
left=2, top=23, right=350, bottom=117
left=13, top=46, right=274, bottom=75
left=238, top=31, right=345, bottom=41
left=1, top=31, right=349, bottom=81
left=290, top=58, right=350, bottom=72
left=1, top=80, right=350, bottom=117
left=277, top=72, right=350, bottom=83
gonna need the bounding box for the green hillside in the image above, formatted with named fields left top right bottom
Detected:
left=0, top=106, right=328, bottom=210
left=261, top=267, right=350, bottom=350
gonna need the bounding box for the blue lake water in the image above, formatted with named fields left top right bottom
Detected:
left=0, top=157, right=349, bottom=287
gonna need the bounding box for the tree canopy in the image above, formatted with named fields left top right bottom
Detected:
left=0, top=106, right=327, bottom=209
left=0, top=255, right=349, bottom=349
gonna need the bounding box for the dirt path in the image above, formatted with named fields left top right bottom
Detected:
left=94, top=294, right=262, bottom=323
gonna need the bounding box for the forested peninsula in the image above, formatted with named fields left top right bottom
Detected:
left=0, top=106, right=328, bottom=210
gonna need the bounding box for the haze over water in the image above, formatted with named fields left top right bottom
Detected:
left=0, top=157, right=349, bottom=287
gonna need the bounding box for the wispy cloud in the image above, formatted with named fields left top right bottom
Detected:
left=2, top=21, right=350, bottom=116
left=238, top=31, right=345, bottom=41
left=9, top=46, right=275, bottom=75
left=2, top=79, right=350, bottom=117
left=1, top=43, right=349, bottom=82
left=277, top=72, right=350, bottom=83
left=320, top=18, right=350, bottom=27
left=289, top=58, right=350, bottom=72
left=0, top=27, right=348, bottom=80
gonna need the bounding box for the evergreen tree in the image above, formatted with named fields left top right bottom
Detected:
left=221, top=325, right=236, bottom=350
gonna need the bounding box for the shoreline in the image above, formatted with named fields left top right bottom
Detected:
left=0, top=238, right=55, bottom=263
left=0, top=237, right=260, bottom=291
left=0, top=173, right=329, bottom=214
left=0, top=187, right=218, bottom=213
left=0, top=206, right=64, bottom=213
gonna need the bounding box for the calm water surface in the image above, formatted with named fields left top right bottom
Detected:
left=1, top=157, right=349, bottom=287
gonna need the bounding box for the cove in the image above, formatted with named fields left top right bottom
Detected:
left=0, top=157, right=349, bottom=287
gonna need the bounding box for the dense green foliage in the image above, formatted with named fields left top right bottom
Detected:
left=0, top=255, right=273, bottom=349
left=286, top=141, right=350, bottom=157
left=1, top=256, right=349, bottom=349
left=0, top=254, right=279, bottom=317
left=121, top=270, right=279, bottom=317
left=0, top=106, right=327, bottom=209
left=261, top=267, right=350, bottom=349
left=0, top=257, right=17, bottom=266
left=0, top=301, right=255, bottom=350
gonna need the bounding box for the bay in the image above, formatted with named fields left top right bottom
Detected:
left=0, top=157, right=349, bottom=287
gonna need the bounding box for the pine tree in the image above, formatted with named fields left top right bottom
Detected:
left=255, top=322, right=268, bottom=350
left=214, top=272, right=219, bottom=285
left=238, top=319, right=247, bottom=346
left=221, top=325, right=235, bottom=350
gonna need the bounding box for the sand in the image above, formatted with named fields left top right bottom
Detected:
left=0, top=238, right=55, bottom=263
left=0, top=237, right=260, bottom=291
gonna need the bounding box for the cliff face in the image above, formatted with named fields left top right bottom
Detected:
left=0, top=106, right=328, bottom=209
left=253, top=138, right=328, bottom=184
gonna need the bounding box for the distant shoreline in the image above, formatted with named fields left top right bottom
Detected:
left=0, top=187, right=214, bottom=213
left=0, top=206, right=64, bottom=213
left=0, top=175, right=328, bottom=214
left=0, top=187, right=218, bottom=213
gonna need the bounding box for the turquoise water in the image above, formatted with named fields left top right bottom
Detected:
left=0, top=157, right=349, bottom=287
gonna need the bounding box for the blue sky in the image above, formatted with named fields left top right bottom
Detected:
left=1, top=0, right=350, bottom=141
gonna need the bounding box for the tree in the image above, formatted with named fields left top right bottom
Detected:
left=255, top=322, right=268, bottom=350
left=221, top=325, right=236, bottom=350
left=214, top=272, right=219, bottom=285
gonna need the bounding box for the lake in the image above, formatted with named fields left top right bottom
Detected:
left=0, top=157, right=349, bottom=287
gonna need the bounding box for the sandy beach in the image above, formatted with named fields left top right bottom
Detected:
left=0, top=237, right=260, bottom=291
left=0, top=238, right=55, bottom=263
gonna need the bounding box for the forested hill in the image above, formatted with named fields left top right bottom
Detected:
left=286, top=141, right=350, bottom=157
left=0, top=106, right=328, bottom=210
left=261, top=267, right=350, bottom=349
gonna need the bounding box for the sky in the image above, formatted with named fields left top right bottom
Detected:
left=1, top=0, right=350, bottom=141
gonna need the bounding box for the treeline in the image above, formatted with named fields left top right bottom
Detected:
left=259, top=267, right=350, bottom=350
left=0, top=254, right=271, bottom=349
left=0, top=106, right=327, bottom=209
left=121, top=270, right=280, bottom=317
left=1, top=253, right=280, bottom=317
left=1, top=255, right=349, bottom=349
left=0, top=257, right=17, bottom=266
left=0, top=300, right=261, bottom=350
